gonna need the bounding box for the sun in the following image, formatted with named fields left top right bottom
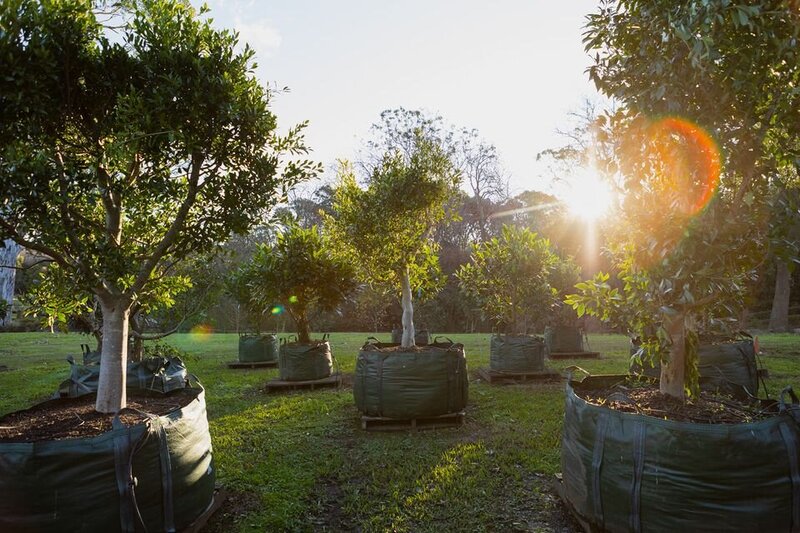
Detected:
left=563, top=170, right=614, bottom=222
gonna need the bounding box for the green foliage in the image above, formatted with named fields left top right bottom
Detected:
left=327, top=131, right=460, bottom=300
left=457, top=225, right=580, bottom=334
left=578, top=0, right=800, bottom=397
left=0, top=0, right=318, bottom=326
left=0, top=299, right=9, bottom=322
left=244, top=223, right=357, bottom=344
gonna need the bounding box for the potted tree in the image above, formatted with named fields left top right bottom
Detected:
left=557, top=2, right=800, bottom=530
left=543, top=256, right=595, bottom=359
left=226, top=263, right=281, bottom=368
left=328, top=130, right=468, bottom=428
left=457, top=224, right=578, bottom=381
left=0, top=1, right=317, bottom=529
left=244, top=222, right=357, bottom=385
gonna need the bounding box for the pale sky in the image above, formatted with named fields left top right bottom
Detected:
left=198, top=1, right=600, bottom=196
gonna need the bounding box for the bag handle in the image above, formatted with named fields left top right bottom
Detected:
left=565, top=365, right=590, bottom=382
left=433, top=335, right=454, bottom=347
left=780, top=386, right=799, bottom=414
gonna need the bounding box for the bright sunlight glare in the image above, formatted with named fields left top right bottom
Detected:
left=563, top=170, right=614, bottom=222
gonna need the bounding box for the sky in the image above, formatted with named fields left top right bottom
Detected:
left=198, top=0, right=601, bottom=197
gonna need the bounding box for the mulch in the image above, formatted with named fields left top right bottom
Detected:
left=0, top=390, right=194, bottom=443
left=580, top=382, right=773, bottom=424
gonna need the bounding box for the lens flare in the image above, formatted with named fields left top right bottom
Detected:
left=189, top=323, right=213, bottom=341
left=288, top=295, right=299, bottom=304
left=647, top=117, right=721, bottom=216
left=271, top=305, right=285, bottom=315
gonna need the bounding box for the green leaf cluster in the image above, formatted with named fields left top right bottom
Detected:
left=240, top=223, right=357, bottom=344
left=326, top=130, right=460, bottom=300
left=456, top=225, right=580, bottom=334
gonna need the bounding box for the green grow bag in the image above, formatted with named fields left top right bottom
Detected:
left=561, top=373, right=800, bottom=533
left=353, top=340, right=468, bottom=419
left=391, top=328, right=430, bottom=346
left=631, top=339, right=759, bottom=396
left=489, top=334, right=546, bottom=373
left=56, top=355, right=189, bottom=398
left=278, top=339, right=332, bottom=381
left=0, top=384, right=215, bottom=533
left=544, top=325, right=585, bottom=353
left=238, top=334, right=279, bottom=363
left=80, top=343, right=101, bottom=365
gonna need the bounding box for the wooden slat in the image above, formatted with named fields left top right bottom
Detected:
left=181, top=488, right=227, bottom=533
left=226, top=360, right=278, bottom=369
left=265, top=373, right=341, bottom=393
left=547, top=351, right=601, bottom=360
left=361, top=411, right=465, bottom=432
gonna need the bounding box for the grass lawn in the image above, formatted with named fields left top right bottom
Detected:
left=1, top=331, right=799, bottom=531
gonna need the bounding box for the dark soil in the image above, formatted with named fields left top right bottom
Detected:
left=202, top=490, right=262, bottom=533
left=0, top=390, right=195, bottom=442
left=579, top=381, right=772, bottom=424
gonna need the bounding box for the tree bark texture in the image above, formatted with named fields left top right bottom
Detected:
left=660, top=315, right=686, bottom=399
left=95, top=296, right=131, bottom=413
left=769, top=259, right=791, bottom=332
left=400, top=267, right=416, bottom=348
left=0, top=240, right=20, bottom=326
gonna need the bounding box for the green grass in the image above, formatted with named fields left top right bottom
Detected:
left=1, top=331, right=799, bottom=531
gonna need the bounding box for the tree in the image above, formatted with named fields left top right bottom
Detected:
left=573, top=0, right=800, bottom=399
left=243, top=223, right=357, bottom=344
left=457, top=225, right=578, bottom=334
left=327, top=132, right=459, bottom=347
left=0, top=0, right=319, bottom=412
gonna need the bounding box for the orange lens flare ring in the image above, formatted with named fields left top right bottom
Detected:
left=648, top=117, right=721, bottom=215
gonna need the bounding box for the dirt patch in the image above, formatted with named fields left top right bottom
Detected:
left=305, top=476, right=354, bottom=531
left=0, top=390, right=195, bottom=442
left=202, top=490, right=262, bottom=533
left=494, top=471, right=580, bottom=532
left=579, top=382, right=772, bottom=424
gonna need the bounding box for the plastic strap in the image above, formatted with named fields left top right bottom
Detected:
left=780, top=387, right=799, bottom=414
left=630, top=420, right=646, bottom=533
left=591, top=413, right=609, bottom=527
left=150, top=416, right=176, bottom=532
left=433, top=336, right=454, bottom=347
left=377, top=355, right=385, bottom=417
left=779, top=422, right=800, bottom=530
left=366, top=336, right=380, bottom=344
left=322, top=333, right=330, bottom=341
left=112, top=417, right=137, bottom=533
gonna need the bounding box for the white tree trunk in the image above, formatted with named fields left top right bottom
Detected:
left=400, top=267, right=415, bottom=348
left=0, top=240, right=20, bottom=326
left=96, top=296, right=131, bottom=413
left=660, top=315, right=685, bottom=399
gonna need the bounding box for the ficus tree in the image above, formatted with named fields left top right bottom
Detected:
left=569, top=0, right=800, bottom=399
left=457, top=224, right=580, bottom=335
left=242, top=222, right=357, bottom=344
left=0, top=0, right=319, bottom=412
left=327, top=130, right=460, bottom=348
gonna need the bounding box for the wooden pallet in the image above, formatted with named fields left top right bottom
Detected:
left=265, top=373, right=341, bottom=393
left=477, top=367, right=562, bottom=384
left=226, top=360, right=278, bottom=369
left=548, top=351, right=601, bottom=360
left=361, top=411, right=465, bottom=432
left=182, top=487, right=227, bottom=533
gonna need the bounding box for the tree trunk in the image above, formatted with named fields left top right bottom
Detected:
left=400, top=267, right=415, bottom=348
left=769, top=259, right=791, bottom=332
left=96, top=295, right=131, bottom=413
left=0, top=240, right=20, bottom=326
left=659, top=315, right=685, bottom=399
left=128, top=314, right=144, bottom=362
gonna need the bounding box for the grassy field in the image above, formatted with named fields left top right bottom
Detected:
left=0, top=331, right=799, bottom=532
